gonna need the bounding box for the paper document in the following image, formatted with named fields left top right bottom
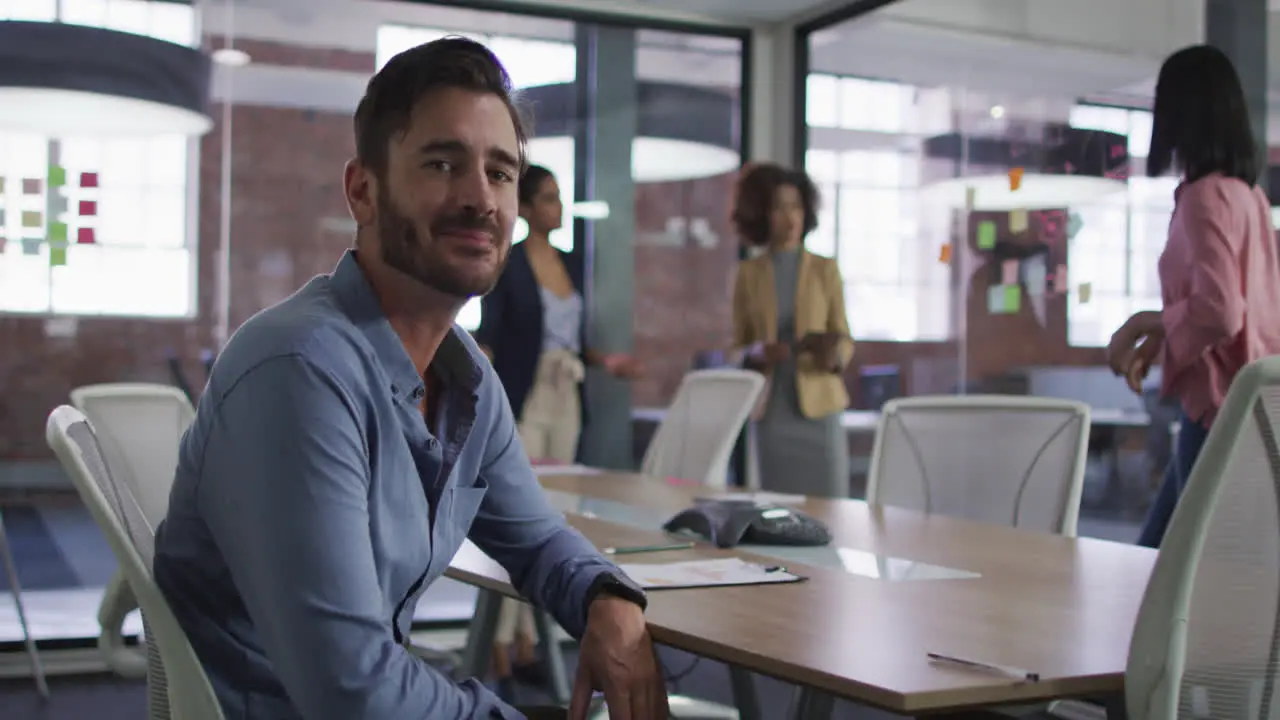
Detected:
left=532, top=464, right=602, bottom=476
left=697, top=492, right=805, bottom=505
left=618, top=558, right=804, bottom=590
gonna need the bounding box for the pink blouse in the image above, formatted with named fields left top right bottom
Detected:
left=1159, top=172, right=1280, bottom=425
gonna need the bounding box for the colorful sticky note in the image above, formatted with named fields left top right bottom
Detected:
left=50, top=193, right=67, bottom=215
left=1052, top=264, right=1068, bottom=293
left=987, top=284, right=1017, bottom=314
left=938, top=243, right=953, bottom=264
left=1001, top=259, right=1019, bottom=285
left=1066, top=212, right=1084, bottom=240
left=77, top=227, right=96, bottom=244
left=48, top=243, right=66, bottom=267
left=0, top=177, right=6, bottom=193
left=79, top=200, right=96, bottom=216
left=0, top=237, right=6, bottom=253
left=48, top=221, right=67, bottom=242
left=1003, top=284, right=1021, bottom=312
left=1023, top=255, right=1048, bottom=297
left=48, top=165, right=66, bottom=188
left=976, top=220, right=997, bottom=250
left=21, top=210, right=41, bottom=228
left=1078, top=282, right=1093, bottom=304
left=21, top=238, right=40, bottom=255
left=964, top=186, right=977, bottom=210
left=22, top=178, right=41, bottom=195
left=1009, top=208, right=1029, bottom=233
left=79, top=172, right=98, bottom=188
left=1008, top=167, right=1024, bottom=191
left=0, top=208, right=5, bottom=226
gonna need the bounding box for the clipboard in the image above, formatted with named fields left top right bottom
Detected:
left=617, top=558, right=806, bottom=590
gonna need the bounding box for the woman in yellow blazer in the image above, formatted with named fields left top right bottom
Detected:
left=731, top=163, right=854, bottom=497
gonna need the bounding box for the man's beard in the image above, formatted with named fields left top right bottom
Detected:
left=376, top=191, right=507, bottom=299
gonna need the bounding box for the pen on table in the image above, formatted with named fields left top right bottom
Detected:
left=927, top=652, right=1040, bottom=682
left=603, top=541, right=696, bottom=556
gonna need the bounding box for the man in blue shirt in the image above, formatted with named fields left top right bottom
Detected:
left=153, top=37, right=666, bottom=720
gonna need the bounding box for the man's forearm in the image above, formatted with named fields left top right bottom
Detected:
left=518, top=527, right=627, bottom=639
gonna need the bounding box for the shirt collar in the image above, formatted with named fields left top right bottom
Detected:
left=329, top=250, right=484, bottom=405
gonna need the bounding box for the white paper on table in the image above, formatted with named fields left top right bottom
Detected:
left=532, top=464, right=602, bottom=476
left=696, top=491, right=806, bottom=505
left=618, top=558, right=804, bottom=590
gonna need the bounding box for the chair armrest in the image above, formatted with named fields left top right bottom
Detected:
left=97, top=569, right=147, bottom=679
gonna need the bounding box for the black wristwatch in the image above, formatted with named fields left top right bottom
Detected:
left=585, top=572, right=648, bottom=613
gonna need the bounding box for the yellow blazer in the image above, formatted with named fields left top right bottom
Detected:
left=732, top=250, right=854, bottom=419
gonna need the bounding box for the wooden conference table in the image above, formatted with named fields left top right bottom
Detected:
left=446, top=471, right=1156, bottom=718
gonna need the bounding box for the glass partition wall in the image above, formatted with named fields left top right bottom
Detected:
left=796, top=0, right=1194, bottom=540
left=0, top=0, right=746, bottom=659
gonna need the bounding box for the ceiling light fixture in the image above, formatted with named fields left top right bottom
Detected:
left=0, top=20, right=213, bottom=137
left=921, top=126, right=1130, bottom=210
left=212, top=47, right=252, bottom=67
left=519, top=81, right=741, bottom=183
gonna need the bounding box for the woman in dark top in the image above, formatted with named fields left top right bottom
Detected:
left=474, top=165, right=640, bottom=685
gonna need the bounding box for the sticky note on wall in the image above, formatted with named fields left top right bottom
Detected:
left=987, top=284, right=1022, bottom=314
left=48, top=165, right=66, bottom=187
left=938, top=243, right=953, bottom=264
left=1066, top=212, right=1084, bottom=240
left=21, top=210, right=41, bottom=228
left=48, top=243, right=67, bottom=267
left=1008, top=167, right=1024, bottom=191
left=21, top=238, right=40, bottom=255
left=77, top=227, right=96, bottom=244
left=1001, top=259, right=1019, bottom=285
left=22, top=178, right=41, bottom=195
left=1078, top=282, right=1093, bottom=304
left=48, top=221, right=67, bottom=242
left=80, top=172, right=98, bottom=188
left=1009, top=208, right=1029, bottom=233
left=976, top=220, right=997, bottom=250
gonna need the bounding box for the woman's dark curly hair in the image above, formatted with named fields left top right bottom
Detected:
left=729, top=162, right=820, bottom=247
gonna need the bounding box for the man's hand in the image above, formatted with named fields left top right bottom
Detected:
left=568, top=596, right=667, bottom=720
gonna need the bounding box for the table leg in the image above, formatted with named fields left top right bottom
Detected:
left=531, top=609, right=571, bottom=704
left=0, top=510, right=48, bottom=698
left=728, top=666, right=761, bottom=720
left=458, top=588, right=503, bottom=681
left=787, top=687, right=833, bottom=720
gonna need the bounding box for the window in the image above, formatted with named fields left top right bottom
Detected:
left=0, top=0, right=197, bottom=317
left=805, top=75, right=950, bottom=342
left=806, top=145, right=949, bottom=342
left=377, top=25, right=578, bottom=331
left=1065, top=105, right=1173, bottom=346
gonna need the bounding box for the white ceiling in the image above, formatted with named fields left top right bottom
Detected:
left=208, top=0, right=1280, bottom=124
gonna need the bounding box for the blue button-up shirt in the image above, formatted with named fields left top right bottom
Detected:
left=154, top=250, right=624, bottom=719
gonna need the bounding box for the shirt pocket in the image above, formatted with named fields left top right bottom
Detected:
left=427, top=478, right=490, bottom=578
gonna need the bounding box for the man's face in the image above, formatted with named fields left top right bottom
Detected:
left=371, top=87, right=520, bottom=299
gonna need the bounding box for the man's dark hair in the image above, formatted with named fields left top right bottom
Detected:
left=518, top=164, right=555, bottom=206
left=730, top=162, right=820, bottom=247
left=1148, top=44, right=1258, bottom=184
left=353, top=36, right=528, bottom=177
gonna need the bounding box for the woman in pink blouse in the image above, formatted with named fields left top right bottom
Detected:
left=1108, top=44, right=1280, bottom=548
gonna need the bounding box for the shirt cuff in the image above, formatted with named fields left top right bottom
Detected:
left=585, top=572, right=648, bottom=614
